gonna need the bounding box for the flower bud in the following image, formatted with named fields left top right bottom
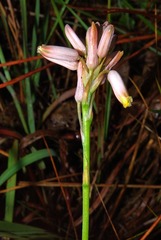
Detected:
left=105, top=51, right=124, bottom=70
left=65, top=24, right=86, bottom=55
left=97, top=24, right=114, bottom=58
left=107, top=70, right=133, bottom=108
left=86, top=22, right=98, bottom=69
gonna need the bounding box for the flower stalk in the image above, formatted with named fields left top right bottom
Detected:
left=82, top=101, right=92, bottom=240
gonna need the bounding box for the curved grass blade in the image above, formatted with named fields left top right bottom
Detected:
left=0, top=220, right=66, bottom=240
left=20, top=0, right=35, bottom=133
left=0, top=149, right=56, bottom=186
left=4, top=140, right=18, bottom=222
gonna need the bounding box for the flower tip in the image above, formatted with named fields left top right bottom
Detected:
left=37, top=45, right=46, bottom=54
left=37, top=45, right=42, bottom=54
left=121, top=96, right=133, bottom=108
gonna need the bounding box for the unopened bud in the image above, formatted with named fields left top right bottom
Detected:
left=86, top=22, right=98, bottom=69
left=65, top=24, right=86, bottom=55
left=106, top=51, right=124, bottom=70
left=97, top=24, right=114, bottom=58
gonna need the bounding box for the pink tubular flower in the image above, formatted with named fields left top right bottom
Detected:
left=37, top=45, right=79, bottom=70
left=107, top=70, right=133, bottom=108
left=38, top=21, right=132, bottom=107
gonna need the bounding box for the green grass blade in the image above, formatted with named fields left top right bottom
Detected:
left=20, top=0, right=35, bottom=133
left=156, top=78, right=161, bottom=94
left=0, top=220, right=62, bottom=240
left=46, top=0, right=70, bottom=43
left=0, top=3, right=13, bottom=50
left=104, top=82, right=112, bottom=140
left=65, top=4, right=88, bottom=30
left=31, top=0, right=40, bottom=56
left=0, top=46, right=29, bottom=133
left=0, top=149, right=56, bottom=186
left=4, top=140, right=18, bottom=222
left=41, top=6, right=49, bottom=42
left=51, top=0, right=65, bottom=34
left=20, top=0, right=28, bottom=56
left=31, top=0, right=41, bottom=88
left=120, top=0, right=161, bottom=35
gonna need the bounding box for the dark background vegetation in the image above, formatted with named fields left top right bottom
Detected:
left=0, top=0, right=161, bottom=239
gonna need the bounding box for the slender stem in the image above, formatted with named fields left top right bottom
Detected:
left=82, top=102, right=92, bottom=240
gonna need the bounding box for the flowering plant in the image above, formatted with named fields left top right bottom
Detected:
left=38, top=21, right=132, bottom=240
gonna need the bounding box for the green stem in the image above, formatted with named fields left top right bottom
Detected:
left=82, top=102, right=92, bottom=240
